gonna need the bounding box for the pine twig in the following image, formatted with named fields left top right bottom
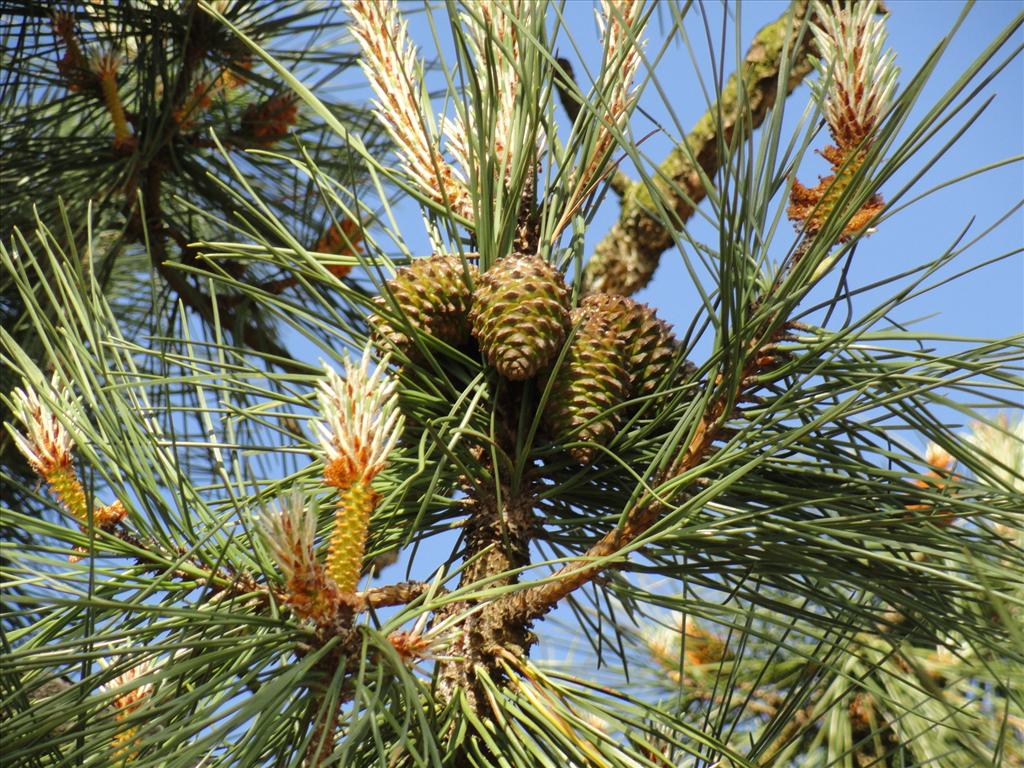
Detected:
left=356, top=580, right=434, bottom=610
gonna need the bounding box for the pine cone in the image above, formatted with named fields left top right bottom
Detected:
left=469, top=254, right=571, bottom=381
left=542, top=304, right=630, bottom=463
left=580, top=293, right=677, bottom=396
left=371, top=254, right=477, bottom=359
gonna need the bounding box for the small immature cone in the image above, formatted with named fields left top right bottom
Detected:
left=216, top=56, right=252, bottom=91
left=94, top=499, right=128, bottom=530
left=312, top=218, right=364, bottom=279
left=788, top=146, right=884, bottom=238
left=681, top=616, right=728, bottom=666
left=316, top=348, right=403, bottom=594
left=240, top=93, right=299, bottom=146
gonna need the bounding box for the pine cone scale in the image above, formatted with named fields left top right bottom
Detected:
left=470, top=254, right=571, bottom=381
left=371, top=254, right=477, bottom=359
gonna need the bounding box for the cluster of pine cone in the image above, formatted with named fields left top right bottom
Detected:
left=372, top=253, right=683, bottom=463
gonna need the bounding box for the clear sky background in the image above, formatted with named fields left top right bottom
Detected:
left=385, top=0, right=1023, bottom=373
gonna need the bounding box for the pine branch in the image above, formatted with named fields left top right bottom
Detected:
left=435, top=484, right=537, bottom=711
left=356, top=580, right=434, bottom=610
left=5, top=3, right=1022, bottom=764
left=507, top=338, right=778, bottom=624
left=581, top=1, right=816, bottom=296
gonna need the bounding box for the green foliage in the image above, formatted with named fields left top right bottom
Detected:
left=2, top=2, right=1022, bottom=767
left=0, top=0, right=382, bottom=458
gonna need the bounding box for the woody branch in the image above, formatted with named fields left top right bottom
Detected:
left=581, top=1, right=817, bottom=297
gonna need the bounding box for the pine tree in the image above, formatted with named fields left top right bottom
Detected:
left=0, top=0, right=381, bottom=637
left=2, top=2, right=1022, bottom=767
left=0, top=0, right=382, bottom=483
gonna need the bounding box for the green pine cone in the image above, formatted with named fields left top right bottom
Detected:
left=371, top=254, right=477, bottom=358
left=543, top=304, right=630, bottom=463
left=580, top=293, right=678, bottom=396
left=469, top=254, right=571, bottom=381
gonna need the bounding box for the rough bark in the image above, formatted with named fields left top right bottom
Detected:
left=435, top=487, right=537, bottom=713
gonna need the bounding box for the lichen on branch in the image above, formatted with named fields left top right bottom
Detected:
left=582, top=2, right=817, bottom=297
